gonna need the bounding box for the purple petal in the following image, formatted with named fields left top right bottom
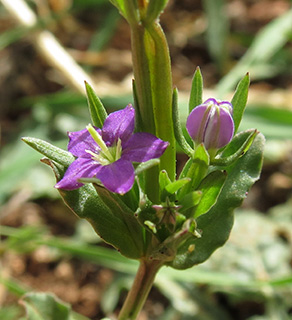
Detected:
left=122, top=132, right=169, bottom=162
left=68, top=127, right=101, bottom=157
left=97, top=159, right=135, bottom=194
left=102, top=105, right=135, bottom=144
left=186, top=104, right=211, bottom=143
left=204, top=107, right=234, bottom=149
left=219, top=101, right=233, bottom=115
left=55, top=157, right=101, bottom=190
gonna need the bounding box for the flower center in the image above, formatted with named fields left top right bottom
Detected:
left=86, top=124, right=122, bottom=165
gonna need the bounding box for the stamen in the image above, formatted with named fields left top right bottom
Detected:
left=86, top=124, right=114, bottom=162
left=85, top=149, right=110, bottom=165
left=85, top=149, right=98, bottom=159
left=115, top=138, right=122, bottom=160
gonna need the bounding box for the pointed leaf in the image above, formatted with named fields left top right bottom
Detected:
left=42, top=159, right=144, bottom=259
left=146, top=0, right=169, bottom=23
left=179, top=191, right=202, bottom=213
left=165, top=178, right=191, bottom=195
left=231, top=73, right=250, bottom=134
left=193, top=170, right=227, bottom=218
left=211, top=129, right=257, bottom=166
left=85, top=81, right=108, bottom=128
left=159, top=169, right=171, bottom=191
left=22, top=137, right=74, bottom=166
left=93, top=184, right=145, bottom=257
left=189, top=66, right=203, bottom=113
left=172, top=87, right=193, bottom=157
left=179, top=144, right=210, bottom=198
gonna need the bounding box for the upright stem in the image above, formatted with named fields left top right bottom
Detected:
left=130, top=20, right=176, bottom=202
left=118, top=259, right=162, bottom=320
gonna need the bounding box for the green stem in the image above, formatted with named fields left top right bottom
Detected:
left=130, top=18, right=176, bottom=202
left=118, top=259, right=162, bottom=320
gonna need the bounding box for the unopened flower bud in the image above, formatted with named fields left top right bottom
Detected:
left=186, top=98, right=234, bottom=150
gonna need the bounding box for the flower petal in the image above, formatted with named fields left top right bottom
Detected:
left=204, top=107, right=234, bottom=149
left=122, top=132, right=169, bottom=162
left=102, top=105, right=135, bottom=144
left=219, top=101, right=233, bottom=115
left=186, top=104, right=211, bottom=142
left=55, top=157, right=101, bottom=190
left=68, top=127, right=101, bottom=157
left=97, top=159, right=135, bottom=194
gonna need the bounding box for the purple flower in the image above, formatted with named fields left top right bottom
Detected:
left=186, top=98, right=234, bottom=150
left=55, top=105, right=168, bottom=194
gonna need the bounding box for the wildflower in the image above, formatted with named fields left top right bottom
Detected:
left=55, top=105, right=168, bottom=194
left=186, top=98, right=234, bottom=150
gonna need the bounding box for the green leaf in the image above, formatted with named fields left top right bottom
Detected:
left=85, top=81, right=108, bottom=128
left=172, top=87, right=193, bottom=157
left=178, top=144, right=210, bottom=198
left=165, top=178, right=191, bottom=195
left=179, top=191, right=202, bottom=213
left=43, top=159, right=144, bottom=260
left=20, top=292, right=90, bottom=320
left=211, top=129, right=257, bottom=166
left=109, top=0, right=138, bottom=24
left=189, top=66, right=203, bottom=113
left=170, top=130, right=265, bottom=269
left=231, top=73, right=250, bottom=134
left=22, top=137, right=74, bottom=166
left=193, top=171, right=226, bottom=218
left=159, top=169, right=171, bottom=191
left=146, top=0, right=169, bottom=23
left=94, top=185, right=145, bottom=256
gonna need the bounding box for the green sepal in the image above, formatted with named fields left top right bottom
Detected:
left=189, top=66, right=203, bottom=113
left=231, top=73, right=250, bottom=134
left=20, top=292, right=90, bottom=320
left=42, top=159, right=145, bottom=260
left=172, top=87, right=194, bottom=157
left=169, top=131, right=265, bottom=269
left=22, top=137, right=74, bottom=166
left=211, top=129, right=257, bottom=166
left=178, top=144, right=210, bottom=198
left=85, top=81, right=108, bottom=128
left=159, top=169, right=190, bottom=200
left=146, top=0, right=169, bottom=23
left=193, top=170, right=227, bottom=218
left=165, top=178, right=191, bottom=195
left=179, top=191, right=202, bottom=213
left=159, top=169, right=171, bottom=190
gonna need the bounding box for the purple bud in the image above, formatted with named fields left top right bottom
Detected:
left=186, top=98, right=234, bottom=150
